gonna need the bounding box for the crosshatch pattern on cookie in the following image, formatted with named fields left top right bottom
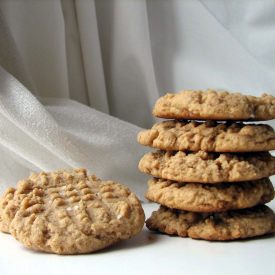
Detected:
left=0, top=169, right=144, bottom=254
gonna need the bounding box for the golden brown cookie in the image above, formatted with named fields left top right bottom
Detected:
left=152, top=90, right=275, bottom=121
left=138, top=120, right=275, bottom=152
left=0, top=169, right=145, bottom=254
left=146, top=205, right=275, bottom=241
left=139, top=150, right=275, bottom=183
left=0, top=187, right=16, bottom=233
left=145, top=178, right=274, bottom=212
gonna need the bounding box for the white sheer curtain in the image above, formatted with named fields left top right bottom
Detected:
left=0, top=0, right=274, bottom=196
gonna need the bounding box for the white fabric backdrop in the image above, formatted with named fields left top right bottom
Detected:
left=0, top=0, right=274, bottom=197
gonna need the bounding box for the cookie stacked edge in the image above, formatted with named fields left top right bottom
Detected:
left=138, top=89, right=275, bottom=241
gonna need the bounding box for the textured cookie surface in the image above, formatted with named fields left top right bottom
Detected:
left=1, top=169, right=145, bottom=254
left=139, top=150, right=275, bottom=183
left=138, top=120, right=275, bottom=152
left=152, top=90, right=275, bottom=121
left=146, top=205, right=275, bottom=241
left=145, top=178, right=274, bottom=212
left=0, top=187, right=16, bottom=233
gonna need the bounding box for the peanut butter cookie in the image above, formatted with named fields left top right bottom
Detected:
left=146, top=205, right=275, bottom=240
left=145, top=178, right=274, bottom=212
left=0, top=169, right=145, bottom=254
left=152, top=90, right=275, bottom=121
left=138, top=120, right=275, bottom=152
left=139, top=150, right=275, bottom=183
left=0, top=187, right=16, bottom=233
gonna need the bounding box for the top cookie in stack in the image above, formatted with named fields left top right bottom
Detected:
left=152, top=90, right=275, bottom=121
left=138, top=89, right=275, bottom=241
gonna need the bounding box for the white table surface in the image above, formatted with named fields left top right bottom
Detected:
left=1, top=201, right=275, bottom=275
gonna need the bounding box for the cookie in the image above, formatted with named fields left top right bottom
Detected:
left=138, top=150, right=275, bottom=183
left=0, top=169, right=145, bottom=254
left=145, top=178, right=274, bottom=212
left=138, top=120, right=275, bottom=152
left=146, top=205, right=275, bottom=241
left=0, top=187, right=16, bottom=233
left=152, top=90, right=275, bottom=121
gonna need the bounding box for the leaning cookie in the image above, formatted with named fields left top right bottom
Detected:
left=1, top=169, right=145, bottom=254
left=138, top=120, right=275, bottom=152
left=146, top=205, right=275, bottom=241
left=152, top=90, right=275, bottom=121
left=145, top=178, right=274, bottom=212
left=139, top=150, right=275, bottom=183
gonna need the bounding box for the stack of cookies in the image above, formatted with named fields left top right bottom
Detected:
left=138, top=90, right=275, bottom=240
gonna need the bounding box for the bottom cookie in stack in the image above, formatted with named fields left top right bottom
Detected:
left=145, top=178, right=275, bottom=241
left=146, top=205, right=275, bottom=241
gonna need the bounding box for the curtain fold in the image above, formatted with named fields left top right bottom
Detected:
left=75, top=0, right=110, bottom=113
left=61, top=0, right=90, bottom=106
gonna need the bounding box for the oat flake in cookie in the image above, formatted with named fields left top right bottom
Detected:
left=152, top=90, right=275, bottom=121
left=0, top=169, right=145, bottom=254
